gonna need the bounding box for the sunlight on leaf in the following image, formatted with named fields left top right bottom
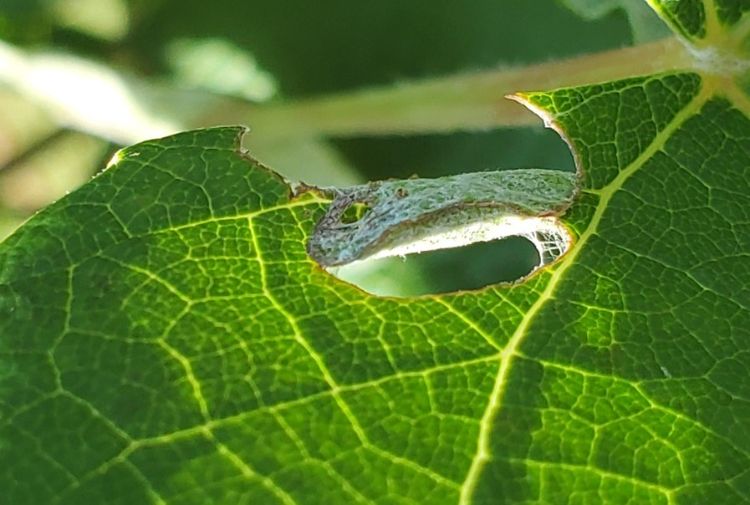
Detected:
left=2, top=1, right=750, bottom=504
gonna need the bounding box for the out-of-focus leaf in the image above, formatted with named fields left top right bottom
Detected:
left=165, top=38, right=277, bottom=102
left=560, top=0, right=672, bottom=41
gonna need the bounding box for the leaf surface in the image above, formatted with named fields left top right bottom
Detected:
left=2, top=1, right=750, bottom=504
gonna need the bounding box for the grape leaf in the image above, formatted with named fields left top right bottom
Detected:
left=3, top=1, right=750, bottom=504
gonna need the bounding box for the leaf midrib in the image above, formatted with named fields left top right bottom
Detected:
left=457, top=80, right=716, bottom=504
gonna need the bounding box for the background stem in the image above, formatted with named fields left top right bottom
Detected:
left=237, top=37, right=693, bottom=140
left=0, top=38, right=693, bottom=146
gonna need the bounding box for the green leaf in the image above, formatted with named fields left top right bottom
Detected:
left=3, top=2, right=750, bottom=505
left=647, top=0, right=750, bottom=39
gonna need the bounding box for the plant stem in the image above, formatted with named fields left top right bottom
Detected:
left=0, top=128, right=68, bottom=172
left=0, top=38, right=693, bottom=145
left=237, top=37, right=693, bottom=139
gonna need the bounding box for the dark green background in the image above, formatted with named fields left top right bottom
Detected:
left=1, top=0, right=634, bottom=293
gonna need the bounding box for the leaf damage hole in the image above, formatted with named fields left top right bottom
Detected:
left=330, top=235, right=543, bottom=297
left=306, top=168, right=576, bottom=296
left=340, top=201, right=371, bottom=224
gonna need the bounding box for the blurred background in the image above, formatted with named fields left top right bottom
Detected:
left=0, top=0, right=663, bottom=295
